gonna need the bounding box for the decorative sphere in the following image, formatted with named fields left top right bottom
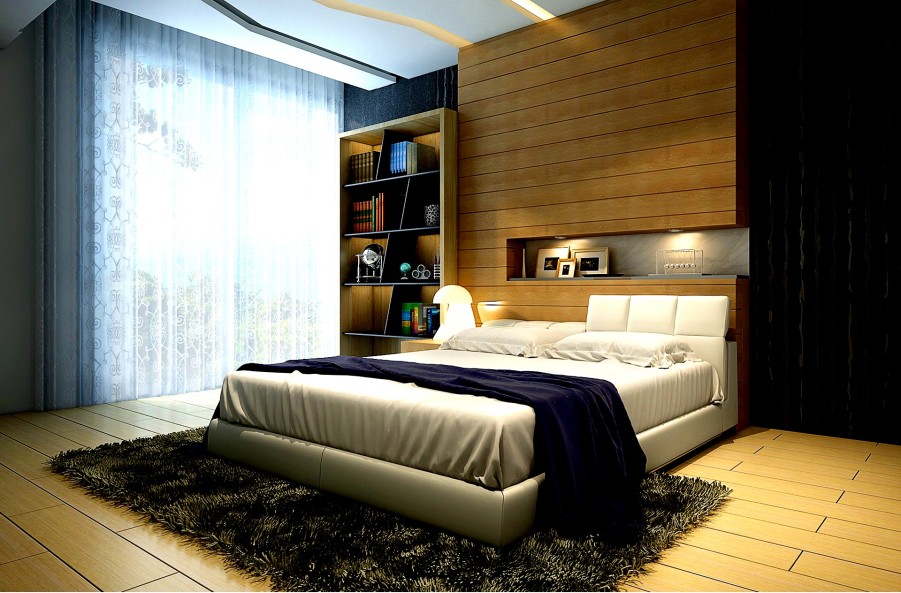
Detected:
left=399, top=262, right=412, bottom=274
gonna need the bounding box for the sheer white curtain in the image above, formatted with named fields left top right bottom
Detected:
left=36, top=0, right=342, bottom=408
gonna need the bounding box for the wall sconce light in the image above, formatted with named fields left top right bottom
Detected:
left=432, top=285, right=475, bottom=340
left=476, top=300, right=503, bottom=323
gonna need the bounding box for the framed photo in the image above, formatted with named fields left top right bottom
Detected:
left=535, top=247, right=570, bottom=278
left=573, top=248, right=609, bottom=276
left=556, top=258, right=576, bottom=278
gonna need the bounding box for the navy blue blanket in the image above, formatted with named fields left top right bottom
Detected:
left=223, top=355, right=647, bottom=540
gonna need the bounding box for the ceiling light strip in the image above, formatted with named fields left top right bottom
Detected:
left=199, top=0, right=397, bottom=84
left=505, top=0, right=555, bottom=22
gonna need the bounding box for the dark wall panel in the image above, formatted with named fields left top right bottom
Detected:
left=343, top=66, right=457, bottom=132
left=748, top=1, right=898, bottom=443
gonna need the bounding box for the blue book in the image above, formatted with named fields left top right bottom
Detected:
left=391, top=141, right=412, bottom=175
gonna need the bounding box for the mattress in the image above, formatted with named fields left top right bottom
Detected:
left=217, top=349, right=721, bottom=490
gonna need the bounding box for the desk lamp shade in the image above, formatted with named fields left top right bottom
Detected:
left=432, top=285, right=475, bottom=340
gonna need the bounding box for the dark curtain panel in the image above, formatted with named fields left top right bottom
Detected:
left=748, top=2, right=898, bottom=442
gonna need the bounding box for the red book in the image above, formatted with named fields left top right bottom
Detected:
left=378, top=192, right=384, bottom=230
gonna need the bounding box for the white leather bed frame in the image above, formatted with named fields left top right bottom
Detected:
left=206, top=295, right=738, bottom=546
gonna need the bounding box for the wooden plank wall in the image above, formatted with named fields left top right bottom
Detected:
left=456, top=0, right=749, bottom=426
left=457, top=0, right=747, bottom=288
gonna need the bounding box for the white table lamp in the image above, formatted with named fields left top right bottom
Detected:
left=432, top=284, right=475, bottom=340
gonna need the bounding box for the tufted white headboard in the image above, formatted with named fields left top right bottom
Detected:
left=586, top=295, right=729, bottom=336
left=587, top=294, right=732, bottom=398
left=482, top=295, right=735, bottom=407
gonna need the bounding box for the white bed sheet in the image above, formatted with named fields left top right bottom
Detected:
left=217, top=350, right=721, bottom=490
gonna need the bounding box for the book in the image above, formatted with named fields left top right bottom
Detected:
left=401, top=302, right=422, bottom=336
left=351, top=193, right=388, bottom=233
left=348, top=150, right=379, bottom=183
left=366, top=151, right=378, bottom=181
left=377, top=192, right=384, bottom=231
left=424, top=305, right=440, bottom=336
left=390, top=141, right=410, bottom=175
left=386, top=141, right=438, bottom=176
left=416, top=304, right=430, bottom=335
left=406, top=143, right=437, bottom=174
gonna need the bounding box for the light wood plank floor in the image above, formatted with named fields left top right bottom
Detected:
left=1, top=394, right=899, bottom=592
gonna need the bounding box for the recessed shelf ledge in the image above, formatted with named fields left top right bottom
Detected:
left=507, top=274, right=747, bottom=281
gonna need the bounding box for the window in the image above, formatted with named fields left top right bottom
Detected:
left=37, top=2, right=343, bottom=406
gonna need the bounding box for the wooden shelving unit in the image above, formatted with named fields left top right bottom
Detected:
left=339, top=108, right=457, bottom=356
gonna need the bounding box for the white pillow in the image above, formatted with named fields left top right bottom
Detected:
left=543, top=331, right=699, bottom=368
left=438, top=326, right=581, bottom=357
left=480, top=319, right=524, bottom=327
left=481, top=319, right=587, bottom=332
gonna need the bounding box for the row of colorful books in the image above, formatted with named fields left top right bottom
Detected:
left=348, top=150, right=379, bottom=183
left=401, top=303, right=440, bottom=337
left=351, top=193, right=385, bottom=233
left=389, top=141, right=437, bottom=176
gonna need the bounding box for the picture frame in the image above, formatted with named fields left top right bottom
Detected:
left=573, top=248, right=609, bottom=276
left=535, top=247, right=570, bottom=278
left=556, top=258, right=576, bottom=278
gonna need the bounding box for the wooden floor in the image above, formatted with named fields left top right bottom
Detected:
left=1, top=395, right=899, bottom=592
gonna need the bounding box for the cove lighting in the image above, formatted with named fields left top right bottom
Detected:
left=506, top=0, right=555, bottom=21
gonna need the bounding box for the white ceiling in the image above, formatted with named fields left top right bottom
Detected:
left=0, top=0, right=602, bottom=89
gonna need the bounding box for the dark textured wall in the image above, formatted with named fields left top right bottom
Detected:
left=748, top=2, right=898, bottom=443
left=343, top=66, right=457, bottom=132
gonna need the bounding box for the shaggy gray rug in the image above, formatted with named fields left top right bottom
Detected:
left=49, top=428, right=730, bottom=591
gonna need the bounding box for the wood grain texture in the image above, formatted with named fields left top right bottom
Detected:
left=457, top=0, right=748, bottom=243
left=0, top=514, right=46, bottom=564
left=399, top=339, right=442, bottom=353
left=10, top=504, right=175, bottom=592
left=32, top=473, right=147, bottom=533
left=0, top=552, right=99, bottom=592
left=3, top=396, right=900, bottom=591
left=456, top=0, right=749, bottom=426
left=791, top=552, right=901, bottom=592
left=119, top=524, right=274, bottom=592
left=127, top=573, right=210, bottom=592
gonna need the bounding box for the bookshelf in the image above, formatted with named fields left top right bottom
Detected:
left=339, top=108, right=457, bottom=356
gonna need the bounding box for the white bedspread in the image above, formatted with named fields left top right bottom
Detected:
left=217, top=350, right=721, bottom=490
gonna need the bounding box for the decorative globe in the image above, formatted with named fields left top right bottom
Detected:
left=361, top=244, right=382, bottom=267
left=399, top=262, right=412, bottom=275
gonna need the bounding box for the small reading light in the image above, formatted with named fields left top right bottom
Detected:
left=668, top=228, right=683, bottom=233
left=432, top=285, right=476, bottom=341
left=553, top=235, right=567, bottom=240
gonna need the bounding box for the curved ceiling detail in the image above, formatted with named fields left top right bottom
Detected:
left=314, top=0, right=472, bottom=49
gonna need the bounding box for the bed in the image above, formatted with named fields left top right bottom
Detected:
left=206, top=294, right=738, bottom=546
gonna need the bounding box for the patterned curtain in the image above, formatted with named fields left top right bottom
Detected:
left=35, top=0, right=343, bottom=409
